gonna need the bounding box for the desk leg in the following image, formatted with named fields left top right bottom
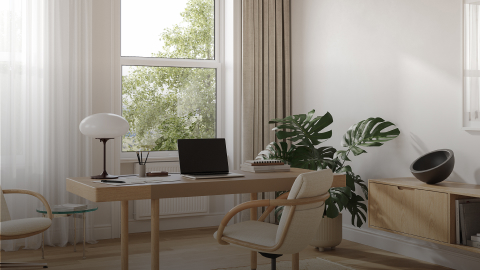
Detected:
left=74, top=214, right=77, bottom=252
left=121, top=200, right=129, bottom=270
left=42, top=214, right=45, bottom=259
left=83, top=212, right=86, bottom=259
left=292, top=253, right=299, bottom=270
left=151, top=199, right=159, bottom=270
left=250, top=193, right=257, bottom=270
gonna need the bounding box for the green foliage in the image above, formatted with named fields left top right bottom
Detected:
left=122, top=0, right=216, bottom=151
left=261, top=110, right=400, bottom=227
left=262, top=110, right=336, bottom=170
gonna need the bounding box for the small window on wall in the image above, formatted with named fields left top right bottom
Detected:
left=120, top=0, right=219, bottom=153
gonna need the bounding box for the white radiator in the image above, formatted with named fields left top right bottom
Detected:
left=133, top=162, right=209, bottom=220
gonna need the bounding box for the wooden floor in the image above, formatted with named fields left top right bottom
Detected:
left=0, top=227, right=452, bottom=270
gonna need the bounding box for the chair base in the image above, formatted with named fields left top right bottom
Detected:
left=259, top=252, right=283, bottom=270
left=0, top=262, right=48, bottom=269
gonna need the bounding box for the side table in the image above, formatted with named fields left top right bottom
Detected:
left=36, top=205, right=98, bottom=259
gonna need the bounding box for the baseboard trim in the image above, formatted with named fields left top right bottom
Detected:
left=343, top=225, right=480, bottom=270
left=94, top=224, right=112, bottom=240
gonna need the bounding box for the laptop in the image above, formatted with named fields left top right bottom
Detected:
left=177, top=138, right=244, bottom=179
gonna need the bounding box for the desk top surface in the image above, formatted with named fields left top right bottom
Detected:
left=67, top=168, right=346, bottom=202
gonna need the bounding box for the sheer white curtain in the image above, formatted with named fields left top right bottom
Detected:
left=0, top=0, right=94, bottom=250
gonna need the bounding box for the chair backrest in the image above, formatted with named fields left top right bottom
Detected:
left=0, top=185, right=11, bottom=222
left=274, top=169, right=333, bottom=254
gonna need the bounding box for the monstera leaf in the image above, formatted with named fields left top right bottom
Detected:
left=261, top=112, right=400, bottom=228
left=290, top=146, right=336, bottom=170
left=341, top=117, right=400, bottom=157
left=270, top=110, right=333, bottom=148
left=257, top=142, right=296, bottom=164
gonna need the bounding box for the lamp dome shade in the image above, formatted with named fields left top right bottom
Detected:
left=79, top=113, right=130, bottom=138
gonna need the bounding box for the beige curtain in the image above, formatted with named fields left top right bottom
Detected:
left=239, top=0, right=291, bottom=223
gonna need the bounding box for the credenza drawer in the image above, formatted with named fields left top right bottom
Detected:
left=369, top=182, right=449, bottom=243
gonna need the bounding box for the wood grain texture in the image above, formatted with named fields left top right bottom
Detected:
left=369, top=178, right=480, bottom=253
left=66, top=169, right=345, bottom=270
left=67, top=169, right=346, bottom=202
left=370, top=178, right=480, bottom=198
left=369, top=183, right=416, bottom=235
left=292, top=253, right=299, bottom=270
left=413, top=189, right=448, bottom=242
left=151, top=199, right=159, bottom=270
left=0, top=228, right=452, bottom=270
left=121, top=201, right=129, bottom=270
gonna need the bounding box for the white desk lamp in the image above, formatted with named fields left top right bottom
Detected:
left=79, top=113, right=129, bottom=179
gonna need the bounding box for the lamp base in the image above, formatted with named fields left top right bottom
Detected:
left=91, top=138, right=118, bottom=179
left=91, top=171, right=118, bottom=179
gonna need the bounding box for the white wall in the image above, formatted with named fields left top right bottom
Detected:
left=292, top=0, right=480, bottom=269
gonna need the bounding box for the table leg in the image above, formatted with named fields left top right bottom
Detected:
left=151, top=199, right=159, bottom=270
left=83, top=212, right=86, bottom=259
left=292, top=253, right=299, bottom=270
left=121, top=200, right=129, bottom=270
left=74, top=214, right=76, bottom=252
left=250, top=193, right=257, bottom=270
left=42, top=214, right=45, bottom=259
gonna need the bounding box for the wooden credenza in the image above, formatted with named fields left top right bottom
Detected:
left=369, top=178, right=480, bottom=254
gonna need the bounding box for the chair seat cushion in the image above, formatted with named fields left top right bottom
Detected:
left=0, top=218, right=51, bottom=237
left=214, top=220, right=278, bottom=248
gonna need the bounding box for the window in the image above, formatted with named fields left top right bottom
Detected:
left=120, top=0, right=220, bottom=156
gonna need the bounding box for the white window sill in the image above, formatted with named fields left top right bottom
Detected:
left=120, top=156, right=179, bottom=164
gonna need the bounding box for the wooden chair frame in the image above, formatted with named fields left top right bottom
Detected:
left=0, top=189, right=53, bottom=240
left=0, top=189, right=53, bottom=269
left=215, top=192, right=329, bottom=252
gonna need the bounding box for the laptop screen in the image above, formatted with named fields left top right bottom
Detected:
left=177, top=138, right=229, bottom=174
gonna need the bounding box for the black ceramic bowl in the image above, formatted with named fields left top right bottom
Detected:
left=410, top=149, right=454, bottom=185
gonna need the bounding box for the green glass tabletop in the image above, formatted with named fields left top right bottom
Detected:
left=36, top=205, right=98, bottom=214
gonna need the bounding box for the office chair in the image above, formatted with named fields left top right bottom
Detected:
left=214, top=169, right=333, bottom=270
left=0, top=186, right=53, bottom=269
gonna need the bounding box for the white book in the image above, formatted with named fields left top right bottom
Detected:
left=240, top=164, right=290, bottom=173
left=467, top=240, right=480, bottom=249
left=455, top=199, right=480, bottom=244
left=62, top=204, right=87, bottom=210
left=471, top=235, right=480, bottom=242
left=460, top=202, right=480, bottom=246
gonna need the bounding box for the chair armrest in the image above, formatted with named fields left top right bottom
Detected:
left=258, top=192, right=290, bottom=222
left=3, top=189, right=53, bottom=220
left=216, top=199, right=271, bottom=245
left=216, top=192, right=330, bottom=245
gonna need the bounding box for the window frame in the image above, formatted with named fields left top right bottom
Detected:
left=115, top=0, right=224, bottom=161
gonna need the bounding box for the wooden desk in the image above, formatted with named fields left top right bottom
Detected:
left=66, top=168, right=346, bottom=270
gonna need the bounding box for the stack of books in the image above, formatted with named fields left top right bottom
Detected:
left=456, top=198, right=480, bottom=246
left=467, top=234, right=480, bottom=248
left=240, top=160, right=290, bottom=173
left=52, top=204, right=87, bottom=212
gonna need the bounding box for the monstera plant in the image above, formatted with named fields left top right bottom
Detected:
left=258, top=110, right=400, bottom=227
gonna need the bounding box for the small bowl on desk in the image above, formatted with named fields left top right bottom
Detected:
left=410, top=149, right=454, bottom=185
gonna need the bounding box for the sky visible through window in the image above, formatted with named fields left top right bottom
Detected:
left=121, top=0, right=189, bottom=60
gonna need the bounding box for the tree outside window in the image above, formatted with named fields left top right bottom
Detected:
left=122, top=0, right=216, bottom=152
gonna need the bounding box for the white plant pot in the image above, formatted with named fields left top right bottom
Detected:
left=309, top=213, right=342, bottom=251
